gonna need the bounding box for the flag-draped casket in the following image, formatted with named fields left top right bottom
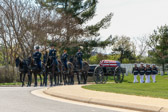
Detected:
left=99, top=60, right=120, bottom=67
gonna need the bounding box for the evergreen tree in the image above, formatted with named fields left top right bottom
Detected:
left=147, top=25, right=168, bottom=74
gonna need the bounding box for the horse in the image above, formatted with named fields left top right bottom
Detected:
left=15, top=57, right=30, bottom=87
left=43, top=56, right=62, bottom=86
left=70, top=56, right=89, bottom=84
left=61, top=61, right=74, bottom=85
left=27, top=57, right=43, bottom=87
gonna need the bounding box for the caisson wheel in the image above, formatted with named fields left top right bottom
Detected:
left=93, top=66, right=108, bottom=84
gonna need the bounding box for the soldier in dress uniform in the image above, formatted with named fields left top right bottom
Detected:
left=75, top=49, right=83, bottom=70
left=49, top=44, right=60, bottom=72
left=152, top=64, right=158, bottom=83
left=61, top=50, right=68, bottom=71
left=33, top=46, right=42, bottom=70
left=145, top=64, right=152, bottom=83
left=132, top=63, right=139, bottom=83
left=139, top=63, right=145, bottom=83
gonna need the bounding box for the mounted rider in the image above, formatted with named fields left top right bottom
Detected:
left=49, top=44, right=60, bottom=72
left=33, top=46, right=42, bottom=69
left=76, top=49, right=83, bottom=70
left=61, top=50, right=68, bottom=71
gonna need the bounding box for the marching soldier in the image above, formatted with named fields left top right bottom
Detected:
left=76, top=49, right=83, bottom=70
left=61, top=50, right=68, bottom=71
left=139, top=63, right=145, bottom=83
left=152, top=64, right=158, bottom=83
left=33, top=46, right=42, bottom=70
left=49, top=44, right=60, bottom=72
left=132, top=63, right=139, bottom=83
left=145, top=64, right=152, bottom=83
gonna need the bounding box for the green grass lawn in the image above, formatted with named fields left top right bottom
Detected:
left=0, top=82, right=21, bottom=86
left=83, top=75, right=168, bottom=99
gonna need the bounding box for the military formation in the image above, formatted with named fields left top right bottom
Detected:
left=132, top=63, right=158, bottom=83
left=33, top=45, right=83, bottom=72
left=15, top=44, right=88, bottom=87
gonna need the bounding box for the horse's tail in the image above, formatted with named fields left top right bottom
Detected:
left=82, top=61, right=89, bottom=72
left=67, top=62, right=74, bottom=72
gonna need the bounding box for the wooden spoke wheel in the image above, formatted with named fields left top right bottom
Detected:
left=93, top=66, right=108, bottom=84
left=114, top=66, right=124, bottom=83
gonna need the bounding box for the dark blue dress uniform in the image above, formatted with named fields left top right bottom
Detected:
left=139, top=66, right=145, bottom=75
left=152, top=67, right=158, bottom=75
left=49, top=49, right=60, bottom=72
left=33, top=51, right=42, bottom=69
left=76, top=52, right=83, bottom=69
left=61, top=53, right=68, bottom=70
left=145, top=67, right=152, bottom=75
left=132, top=67, right=139, bottom=75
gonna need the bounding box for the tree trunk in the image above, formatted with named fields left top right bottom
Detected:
left=162, top=63, right=165, bottom=75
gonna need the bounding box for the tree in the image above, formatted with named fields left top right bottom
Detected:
left=133, top=36, right=148, bottom=63
left=147, top=25, right=168, bottom=74
left=36, top=0, right=113, bottom=49
left=112, top=36, right=136, bottom=63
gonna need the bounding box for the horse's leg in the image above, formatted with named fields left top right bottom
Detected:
left=44, top=71, right=48, bottom=86
left=83, top=71, right=87, bottom=84
left=70, top=72, right=74, bottom=85
left=27, top=72, right=30, bottom=87
left=21, top=73, right=25, bottom=87
left=77, top=72, right=80, bottom=84
left=54, top=72, right=57, bottom=86
left=29, top=73, right=32, bottom=87
left=27, top=73, right=30, bottom=87
left=20, top=73, right=22, bottom=82
left=59, top=72, right=62, bottom=85
left=39, top=73, right=42, bottom=86
left=50, top=73, right=53, bottom=87
left=34, top=73, right=37, bottom=87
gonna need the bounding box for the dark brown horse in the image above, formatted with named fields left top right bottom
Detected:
left=70, top=57, right=89, bottom=84
left=15, top=57, right=29, bottom=87
left=62, top=61, right=74, bottom=85
left=43, top=56, right=62, bottom=86
left=27, top=57, right=43, bottom=87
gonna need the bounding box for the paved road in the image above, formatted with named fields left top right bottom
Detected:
left=0, top=87, right=121, bottom=112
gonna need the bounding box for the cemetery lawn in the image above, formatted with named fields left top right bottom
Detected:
left=0, top=82, right=21, bottom=86
left=83, top=75, right=168, bottom=99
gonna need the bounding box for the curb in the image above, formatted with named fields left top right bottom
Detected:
left=43, top=88, right=168, bottom=112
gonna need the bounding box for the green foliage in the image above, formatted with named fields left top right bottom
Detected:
left=37, top=0, right=113, bottom=37
left=37, top=0, right=98, bottom=23
left=147, top=25, right=168, bottom=73
left=112, top=36, right=136, bottom=63
left=83, top=75, right=168, bottom=99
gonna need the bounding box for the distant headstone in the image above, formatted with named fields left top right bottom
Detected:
left=160, top=71, right=164, bottom=76
left=126, top=72, right=128, bottom=76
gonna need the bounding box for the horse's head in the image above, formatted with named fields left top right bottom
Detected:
left=27, top=56, right=35, bottom=67
left=15, top=57, right=21, bottom=67
left=46, top=56, right=53, bottom=67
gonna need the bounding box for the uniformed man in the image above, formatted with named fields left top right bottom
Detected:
left=33, top=46, right=42, bottom=69
left=145, top=64, right=152, bottom=83
left=49, top=45, right=60, bottom=72
left=132, top=63, right=139, bottom=83
left=139, top=63, right=145, bottom=83
left=61, top=50, right=68, bottom=71
left=152, top=64, right=158, bottom=83
left=76, top=49, right=83, bottom=69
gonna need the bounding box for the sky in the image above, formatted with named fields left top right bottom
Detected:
left=90, top=0, right=168, bottom=39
